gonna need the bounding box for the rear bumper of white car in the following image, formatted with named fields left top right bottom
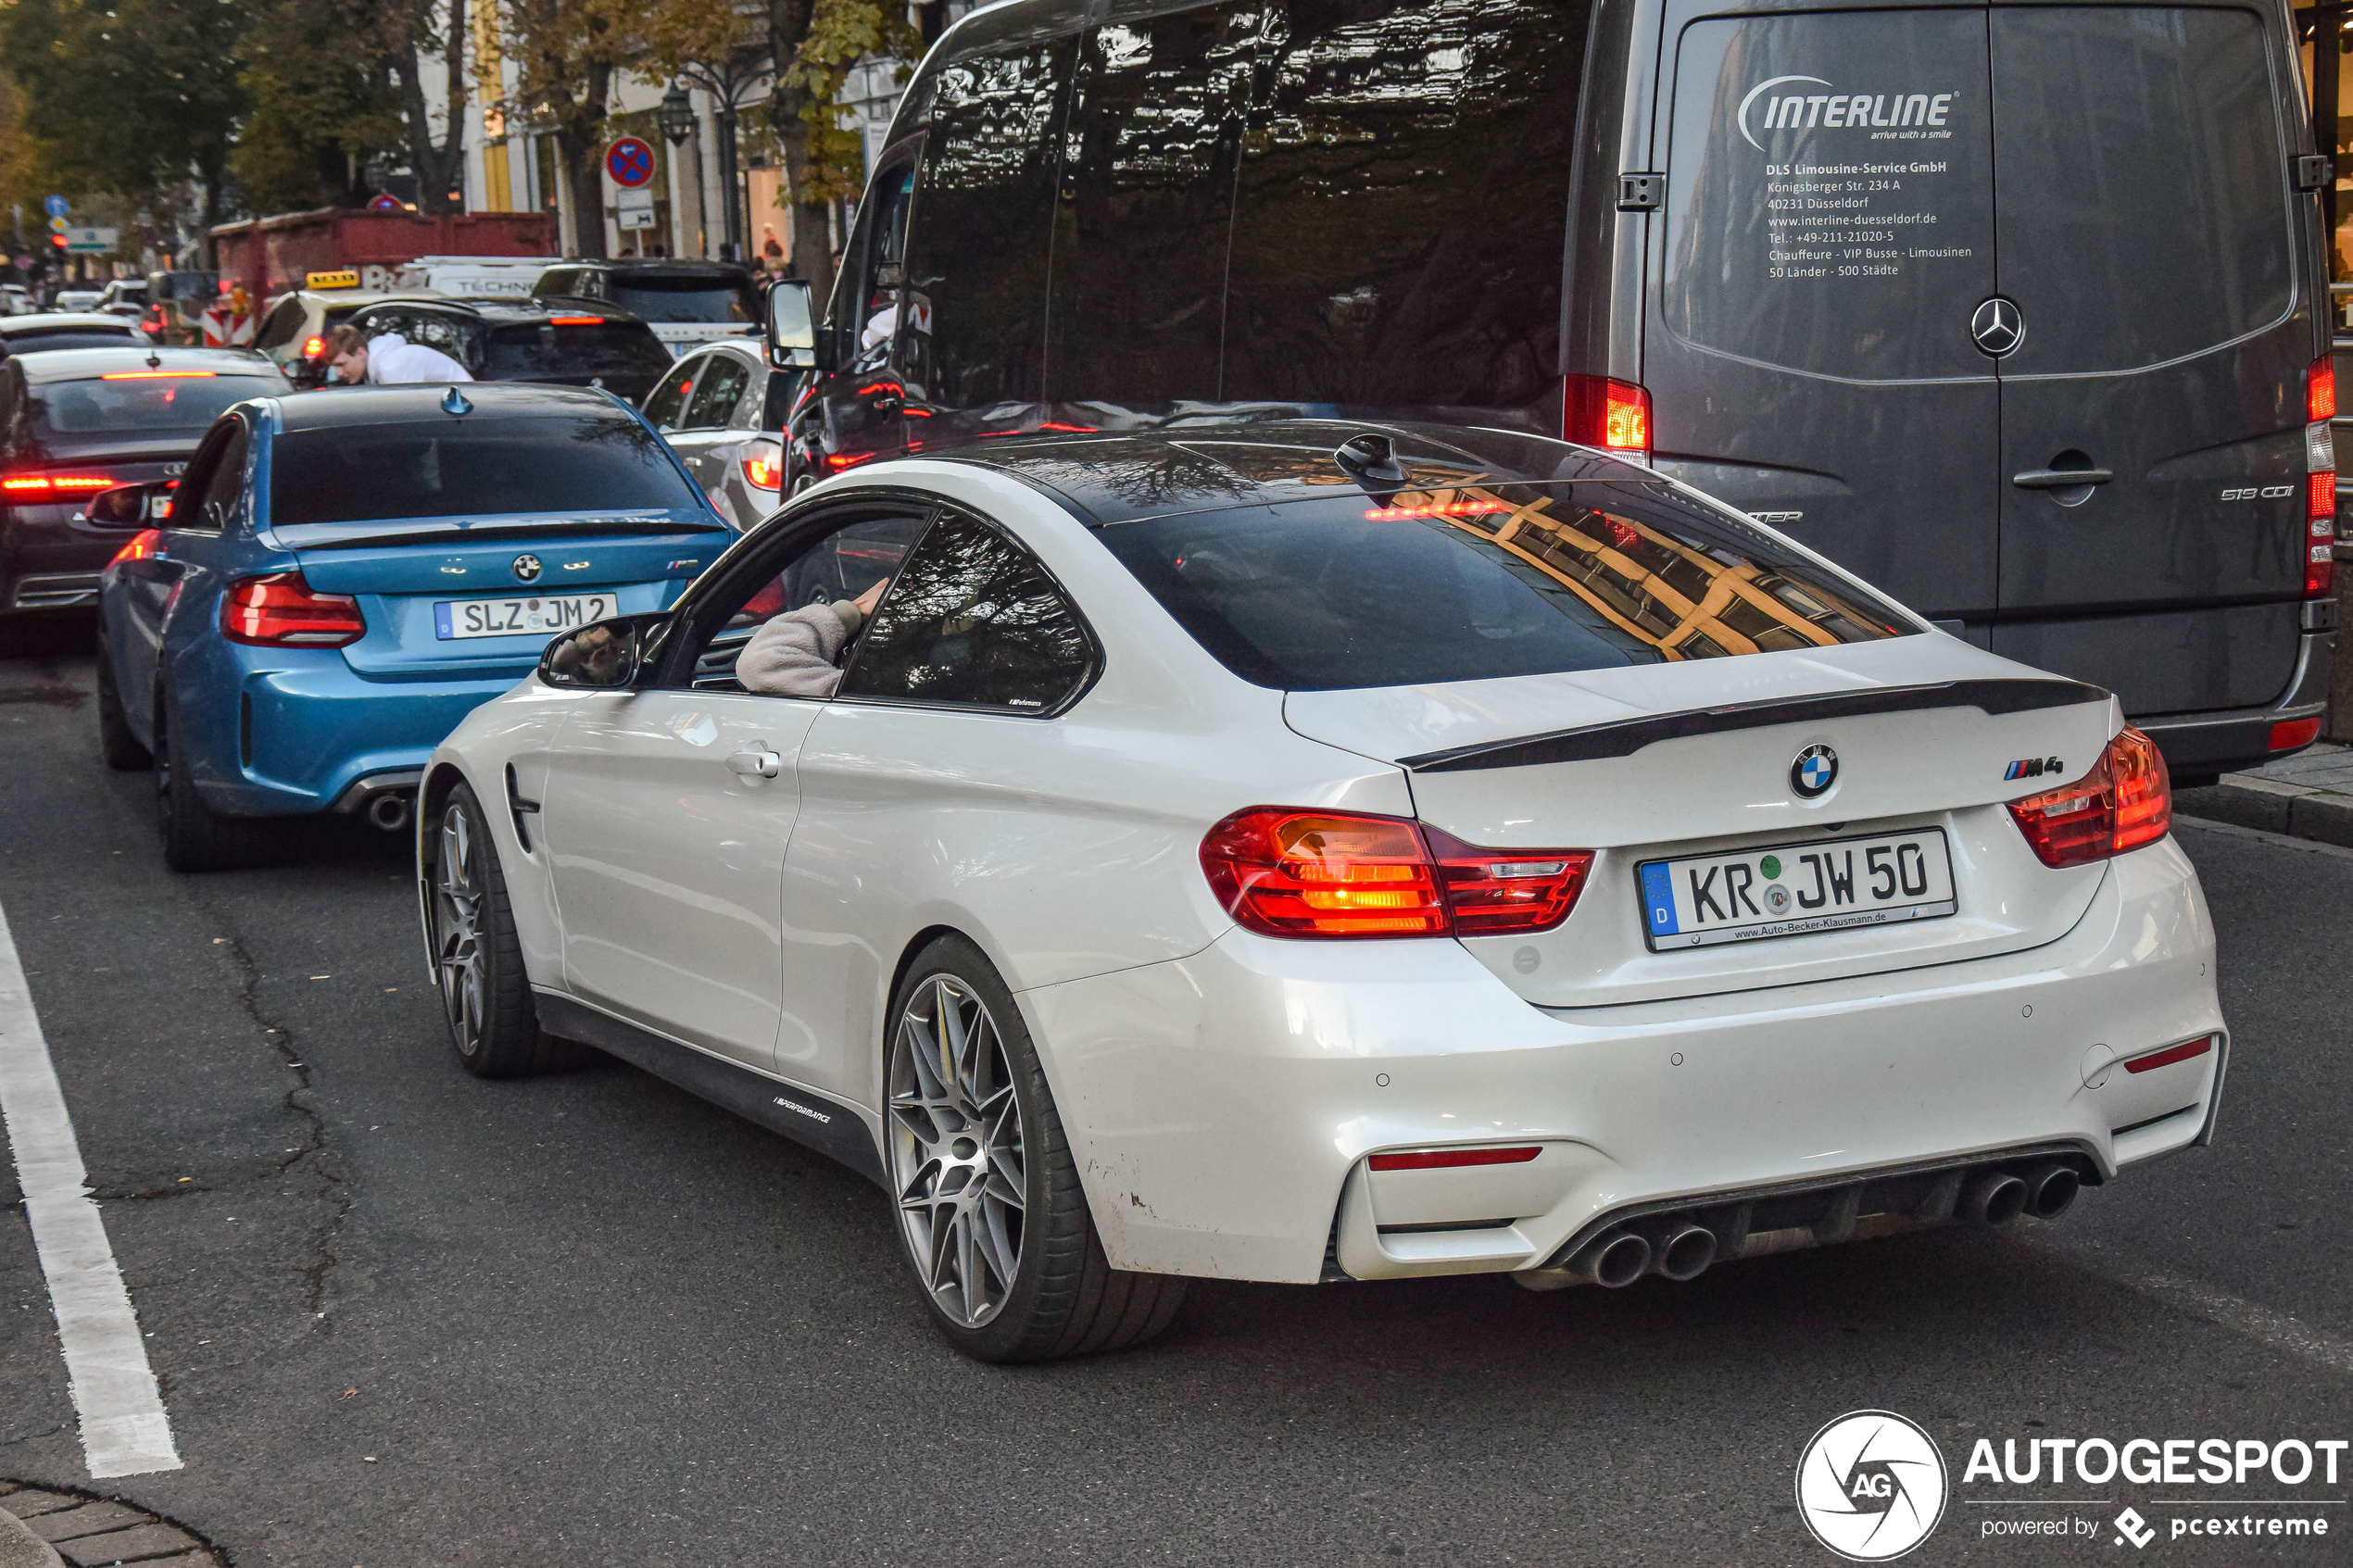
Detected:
left=1020, top=836, right=2222, bottom=1286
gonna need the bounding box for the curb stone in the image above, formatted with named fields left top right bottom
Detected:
left=0, top=1485, right=222, bottom=1568
left=2175, top=776, right=2353, bottom=849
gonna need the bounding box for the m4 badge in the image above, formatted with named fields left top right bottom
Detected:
left=2004, top=756, right=2066, bottom=782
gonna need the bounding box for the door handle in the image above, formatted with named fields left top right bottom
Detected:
left=725, top=746, right=782, bottom=779
left=2013, top=468, right=2114, bottom=489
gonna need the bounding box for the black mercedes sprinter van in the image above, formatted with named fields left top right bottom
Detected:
left=784, top=0, right=2337, bottom=779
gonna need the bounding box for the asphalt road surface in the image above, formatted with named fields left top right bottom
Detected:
left=1, top=625, right=2347, bottom=1567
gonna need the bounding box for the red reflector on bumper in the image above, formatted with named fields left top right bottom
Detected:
left=2270, top=716, right=2322, bottom=752
left=2123, top=1035, right=2214, bottom=1075
left=1367, top=1147, right=1542, bottom=1172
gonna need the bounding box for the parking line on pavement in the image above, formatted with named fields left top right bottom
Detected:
left=0, top=902, right=182, bottom=1478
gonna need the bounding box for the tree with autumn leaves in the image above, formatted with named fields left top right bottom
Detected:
left=3, top=0, right=918, bottom=289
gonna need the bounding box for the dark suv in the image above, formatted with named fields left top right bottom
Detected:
left=530, top=260, right=760, bottom=359
left=340, top=298, right=673, bottom=405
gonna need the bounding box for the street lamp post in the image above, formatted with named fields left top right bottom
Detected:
left=672, top=51, right=771, bottom=266
left=658, top=82, right=707, bottom=259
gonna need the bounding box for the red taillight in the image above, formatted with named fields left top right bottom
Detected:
left=2122, top=1035, right=2213, bottom=1074
left=1201, top=809, right=1447, bottom=937
left=2310, top=354, right=2336, bottom=422
left=824, top=450, right=878, bottom=471
left=1564, top=374, right=1651, bottom=457
left=549, top=314, right=604, bottom=326
left=1200, top=809, right=1592, bottom=939
left=742, top=438, right=782, bottom=492
left=1367, top=1147, right=1542, bottom=1172
left=99, top=370, right=216, bottom=381
left=220, top=572, right=366, bottom=647
left=2308, top=357, right=2336, bottom=597
left=2007, top=726, right=2171, bottom=869
left=1364, top=499, right=1513, bottom=522
left=302, top=334, right=325, bottom=358
left=108, top=529, right=164, bottom=566
left=2270, top=715, right=2322, bottom=752
left=1421, top=824, right=1593, bottom=935
left=5, top=473, right=113, bottom=496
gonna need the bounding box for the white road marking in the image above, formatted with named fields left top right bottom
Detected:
left=2037, top=1235, right=2353, bottom=1378
left=0, top=902, right=182, bottom=1478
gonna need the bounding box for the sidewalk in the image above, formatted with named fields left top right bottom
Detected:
left=2174, top=742, right=2353, bottom=848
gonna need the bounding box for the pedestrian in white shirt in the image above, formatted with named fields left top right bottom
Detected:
left=325, top=324, right=473, bottom=385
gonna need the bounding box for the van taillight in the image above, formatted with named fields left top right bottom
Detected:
left=2007, top=727, right=2171, bottom=869
left=220, top=572, right=366, bottom=647
left=1200, top=809, right=1591, bottom=938
left=1564, top=375, right=1651, bottom=458
left=2309, top=355, right=2337, bottom=597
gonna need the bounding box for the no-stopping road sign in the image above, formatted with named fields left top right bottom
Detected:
left=606, top=137, right=656, bottom=189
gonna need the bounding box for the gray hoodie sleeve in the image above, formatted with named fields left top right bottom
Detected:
left=736, top=601, right=864, bottom=697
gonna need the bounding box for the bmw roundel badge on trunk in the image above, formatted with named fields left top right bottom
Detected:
left=512, top=554, right=543, bottom=583
left=1792, top=745, right=1838, bottom=798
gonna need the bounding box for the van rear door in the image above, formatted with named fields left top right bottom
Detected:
left=1982, top=3, right=2311, bottom=716
left=1649, top=5, right=2003, bottom=628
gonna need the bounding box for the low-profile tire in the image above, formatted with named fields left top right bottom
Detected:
left=154, top=698, right=266, bottom=872
left=426, top=783, right=582, bottom=1077
left=885, top=935, right=1187, bottom=1362
left=95, top=651, right=150, bottom=771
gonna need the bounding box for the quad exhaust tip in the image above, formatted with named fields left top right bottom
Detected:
left=1961, top=1170, right=2030, bottom=1225
left=1568, top=1229, right=1652, bottom=1288
left=1638, top=1218, right=1719, bottom=1281
left=2022, top=1160, right=2080, bottom=1220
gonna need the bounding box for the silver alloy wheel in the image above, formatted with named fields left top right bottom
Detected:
left=888, top=974, right=1027, bottom=1328
left=431, top=803, right=485, bottom=1058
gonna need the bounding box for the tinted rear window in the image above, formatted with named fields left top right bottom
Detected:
left=33, top=375, right=281, bottom=435
left=609, top=278, right=758, bottom=323
left=1097, top=482, right=1911, bottom=690
left=1990, top=6, right=2291, bottom=372
left=269, top=413, right=700, bottom=524
left=2, top=331, right=140, bottom=356
left=483, top=322, right=673, bottom=382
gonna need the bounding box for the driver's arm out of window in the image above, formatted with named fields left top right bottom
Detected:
left=737, top=599, right=866, bottom=698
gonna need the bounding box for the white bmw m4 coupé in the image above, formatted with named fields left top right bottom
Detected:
left=417, top=422, right=2225, bottom=1361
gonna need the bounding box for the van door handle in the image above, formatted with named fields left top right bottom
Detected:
left=2013, top=468, right=2114, bottom=489
left=725, top=746, right=782, bottom=779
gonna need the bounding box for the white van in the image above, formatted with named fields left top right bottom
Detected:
left=393, top=256, right=559, bottom=301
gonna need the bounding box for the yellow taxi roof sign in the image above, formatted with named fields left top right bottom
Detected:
left=307, top=269, right=360, bottom=290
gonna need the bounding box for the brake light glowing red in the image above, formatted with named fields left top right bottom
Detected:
left=1364, top=499, right=1512, bottom=521
left=99, top=370, right=216, bottom=380
left=5, top=473, right=114, bottom=496
left=1200, top=809, right=1592, bottom=939
left=549, top=315, right=604, bottom=326
left=303, top=335, right=326, bottom=358
left=2123, top=1035, right=2213, bottom=1074
left=824, top=450, right=878, bottom=471
left=1367, top=1148, right=1542, bottom=1172
left=2311, top=355, right=2336, bottom=422
left=2007, top=726, right=2171, bottom=868
left=108, top=528, right=164, bottom=566
left=1565, top=374, right=1651, bottom=456
left=742, top=439, right=782, bottom=492
left=2270, top=716, right=2322, bottom=752
left=220, top=572, right=366, bottom=647
left=1202, top=809, right=1446, bottom=936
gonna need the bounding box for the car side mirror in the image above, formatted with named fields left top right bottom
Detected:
left=766, top=279, right=833, bottom=374
left=82, top=481, right=176, bottom=527
left=538, top=614, right=662, bottom=690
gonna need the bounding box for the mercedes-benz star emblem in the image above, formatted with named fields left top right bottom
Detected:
left=1792, top=744, right=1838, bottom=799
left=512, top=554, right=543, bottom=583
left=1969, top=296, right=2023, bottom=358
